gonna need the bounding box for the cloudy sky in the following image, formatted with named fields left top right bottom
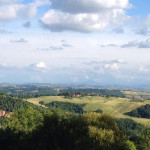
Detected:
left=0, top=0, right=150, bottom=86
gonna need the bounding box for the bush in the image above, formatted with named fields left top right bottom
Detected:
left=39, top=101, right=45, bottom=105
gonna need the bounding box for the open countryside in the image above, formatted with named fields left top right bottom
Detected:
left=26, top=95, right=150, bottom=124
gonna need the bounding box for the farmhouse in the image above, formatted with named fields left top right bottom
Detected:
left=0, top=110, right=6, bottom=117
left=0, top=110, right=13, bottom=118
left=72, top=94, right=82, bottom=98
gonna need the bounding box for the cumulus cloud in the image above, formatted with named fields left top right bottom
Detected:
left=19, top=0, right=49, bottom=19
left=121, top=41, right=138, bottom=48
left=133, top=14, right=150, bottom=36
left=27, top=61, right=48, bottom=71
left=135, top=27, right=150, bottom=36
left=82, top=59, right=125, bottom=76
left=101, top=39, right=150, bottom=49
left=0, top=0, right=49, bottom=21
left=11, top=38, right=27, bottom=43
left=40, top=0, right=131, bottom=32
left=0, top=62, right=48, bottom=72
left=110, top=59, right=125, bottom=64
left=50, top=0, right=130, bottom=13
left=138, top=65, right=149, bottom=72
left=104, top=63, right=120, bottom=71
left=36, top=62, right=47, bottom=69
left=135, top=27, right=149, bottom=36
left=23, top=21, right=31, bottom=28
left=40, top=10, right=108, bottom=32
left=121, top=39, right=150, bottom=48
left=0, top=4, right=20, bottom=21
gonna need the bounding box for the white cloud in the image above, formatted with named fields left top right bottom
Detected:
left=40, top=0, right=131, bottom=32
left=115, top=59, right=125, bottom=63
left=134, top=15, right=150, bottom=36
left=104, top=63, right=120, bottom=71
left=0, top=4, right=21, bottom=20
left=36, top=62, right=47, bottom=69
left=135, top=27, right=150, bottom=36
left=0, top=63, right=7, bottom=68
left=24, top=62, right=48, bottom=72
left=19, top=0, right=49, bottom=19
left=41, top=10, right=108, bottom=32
left=109, top=59, right=125, bottom=64
left=101, top=39, right=150, bottom=48
left=139, top=65, right=148, bottom=72
left=0, top=0, right=49, bottom=21
left=121, top=39, right=150, bottom=48
left=0, top=62, right=48, bottom=71
left=83, top=59, right=125, bottom=66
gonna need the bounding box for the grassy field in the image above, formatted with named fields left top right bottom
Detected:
left=26, top=96, right=150, bottom=125
left=123, top=90, right=150, bottom=96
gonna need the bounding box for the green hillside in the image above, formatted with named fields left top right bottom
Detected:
left=26, top=96, right=150, bottom=124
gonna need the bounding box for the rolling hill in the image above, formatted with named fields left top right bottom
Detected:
left=26, top=95, right=150, bottom=124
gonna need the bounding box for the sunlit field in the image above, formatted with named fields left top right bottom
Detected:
left=26, top=96, right=150, bottom=125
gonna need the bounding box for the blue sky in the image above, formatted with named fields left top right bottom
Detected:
left=0, top=0, right=150, bottom=86
left=127, top=0, right=150, bottom=17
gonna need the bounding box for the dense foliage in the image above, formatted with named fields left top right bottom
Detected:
left=126, top=104, right=150, bottom=118
left=116, top=118, right=150, bottom=150
left=0, top=93, right=29, bottom=112
left=116, top=118, right=143, bottom=138
left=0, top=93, right=45, bottom=112
left=0, top=108, right=136, bottom=150
left=45, top=101, right=85, bottom=113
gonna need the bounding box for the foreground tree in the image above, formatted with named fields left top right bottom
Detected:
left=0, top=110, right=136, bottom=150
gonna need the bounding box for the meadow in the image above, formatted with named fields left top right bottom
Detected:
left=123, top=90, right=150, bottom=96
left=26, top=96, right=150, bottom=124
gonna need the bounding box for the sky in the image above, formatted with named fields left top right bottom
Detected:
left=0, top=0, right=150, bottom=86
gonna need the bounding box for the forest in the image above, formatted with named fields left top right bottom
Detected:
left=126, top=104, right=150, bottom=118
left=45, top=101, right=85, bottom=113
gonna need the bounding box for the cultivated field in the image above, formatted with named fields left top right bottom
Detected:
left=123, top=90, right=150, bottom=96
left=26, top=96, right=150, bottom=125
